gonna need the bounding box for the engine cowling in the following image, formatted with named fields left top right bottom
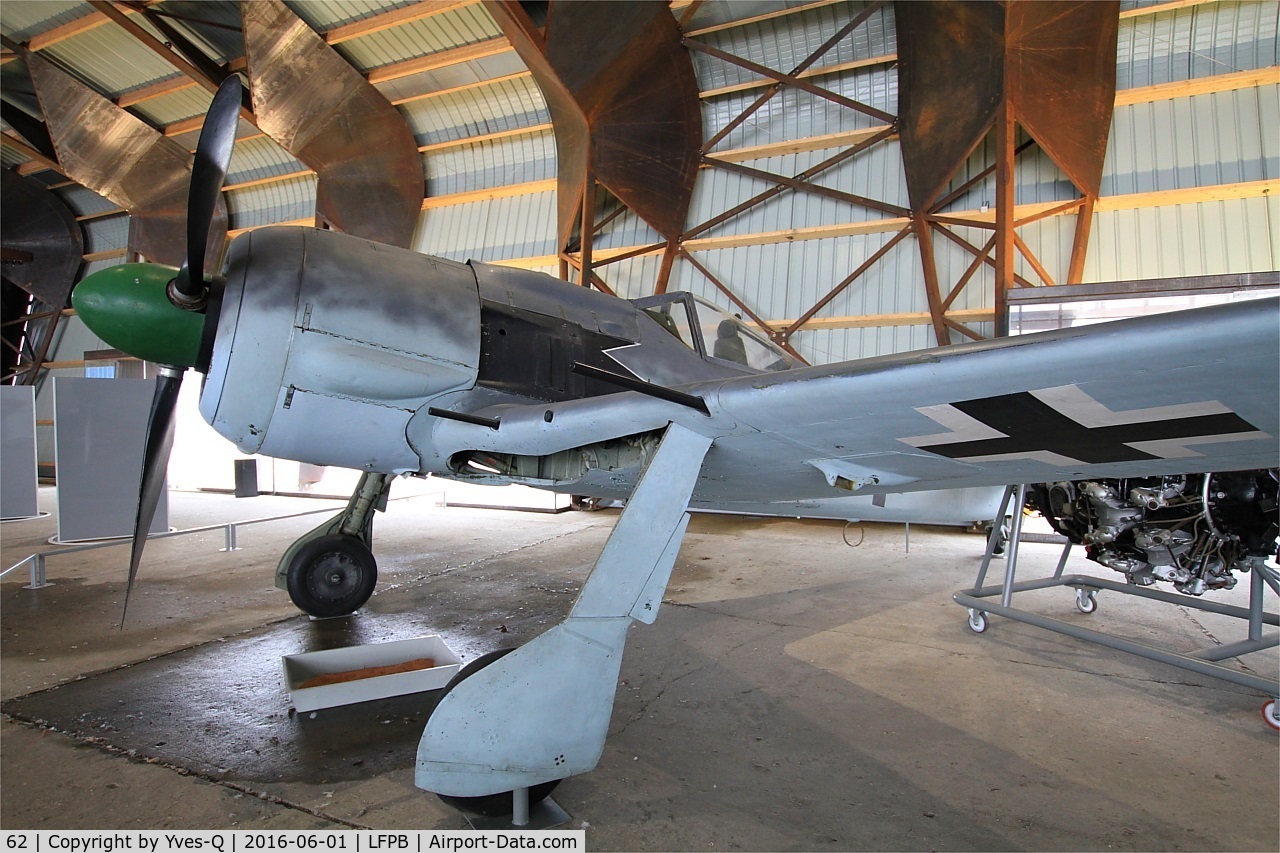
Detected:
left=199, top=227, right=482, bottom=472
left=1028, top=470, right=1279, bottom=595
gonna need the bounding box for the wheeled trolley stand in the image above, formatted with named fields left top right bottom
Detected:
left=954, top=484, right=1280, bottom=729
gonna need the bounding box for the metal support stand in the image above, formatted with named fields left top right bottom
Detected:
left=511, top=787, right=529, bottom=827
left=464, top=793, right=571, bottom=831
left=220, top=522, right=240, bottom=552
left=955, top=485, right=1280, bottom=701
left=21, top=553, right=50, bottom=589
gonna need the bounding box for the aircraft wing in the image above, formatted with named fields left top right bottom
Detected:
left=695, top=297, right=1278, bottom=502
left=427, top=297, right=1278, bottom=504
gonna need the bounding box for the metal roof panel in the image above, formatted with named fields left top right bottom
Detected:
left=0, top=1, right=90, bottom=42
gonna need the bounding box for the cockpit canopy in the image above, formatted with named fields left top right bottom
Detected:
left=633, top=292, right=797, bottom=372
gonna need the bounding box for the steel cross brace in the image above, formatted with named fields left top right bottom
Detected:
left=416, top=422, right=713, bottom=797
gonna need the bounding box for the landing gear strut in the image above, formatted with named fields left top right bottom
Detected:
left=416, top=423, right=713, bottom=809
left=276, top=472, right=393, bottom=617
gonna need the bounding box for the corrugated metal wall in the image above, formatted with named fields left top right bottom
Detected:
left=56, top=0, right=1279, bottom=370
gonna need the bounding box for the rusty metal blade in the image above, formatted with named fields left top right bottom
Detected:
left=242, top=0, right=424, bottom=249
left=26, top=53, right=226, bottom=272
left=896, top=0, right=1004, bottom=212
left=490, top=0, right=701, bottom=246
left=0, top=169, right=83, bottom=308
left=1006, top=1, right=1119, bottom=198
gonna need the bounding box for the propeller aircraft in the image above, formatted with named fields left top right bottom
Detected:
left=70, top=77, right=1279, bottom=815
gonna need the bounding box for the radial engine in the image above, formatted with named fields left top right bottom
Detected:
left=1027, top=470, right=1279, bottom=596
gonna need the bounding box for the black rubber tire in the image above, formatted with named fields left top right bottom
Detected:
left=433, top=648, right=562, bottom=817
left=285, top=533, right=377, bottom=618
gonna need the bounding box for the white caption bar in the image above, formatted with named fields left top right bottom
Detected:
left=0, top=832, right=586, bottom=853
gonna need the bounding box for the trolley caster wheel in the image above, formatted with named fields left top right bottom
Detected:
left=432, top=648, right=562, bottom=817
left=1263, top=700, right=1280, bottom=732
left=967, top=608, right=988, bottom=634
left=1075, top=588, right=1098, bottom=615
left=286, top=533, right=377, bottom=618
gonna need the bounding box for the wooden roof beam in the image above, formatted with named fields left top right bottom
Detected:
left=367, top=37, right=513, bottom=85
left=324, top=0, right=482, bottom=45
left=1118, top=0, right=1219, bottom=19
left=116, top=75, right=199, bottom=108
left=700, top=53, right=897, bottom=99
left=1, top=131, right=61, bottom=174
left=24, top=4, right=144, bottom=51
left=684, top=0, right=851, bottom=38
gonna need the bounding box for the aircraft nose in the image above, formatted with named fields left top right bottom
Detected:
left=71, top=262, right=208, bottom=369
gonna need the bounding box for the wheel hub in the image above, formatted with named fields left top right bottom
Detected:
left=309, top=552, right=360, bottom=601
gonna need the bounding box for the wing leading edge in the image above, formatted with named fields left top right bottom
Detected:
left=695, top=297, right=1278, bottom=502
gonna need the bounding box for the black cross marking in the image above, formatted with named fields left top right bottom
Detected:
left=917, top=392, right=1259, bottom=464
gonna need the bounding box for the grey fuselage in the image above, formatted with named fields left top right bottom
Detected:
left=199, top=226, right=785, bottom=496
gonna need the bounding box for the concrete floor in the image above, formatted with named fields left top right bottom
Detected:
left=2, top=485, right=1277, bottom=850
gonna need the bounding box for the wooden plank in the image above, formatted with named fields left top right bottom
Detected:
left=490, top=255, right=560, bottom=270
left=685, top=217, right=911, bottom=251
left=708, top=129, right=890, bottom=164
left=687, top=37, right=896, bottom=123
left=117, top=75, right=197, bottom=108
left=685, top=0, right=849, bottom=38
left=757, top=308, right=995, bottom=331
left=1118, top=0, right=1218, bottom=19
left=1, top=132, right=60, bottom=173
left=223, top=169, right=315, bottom=193
left=419, top=123, right=552, bottom=154
left=1115, top=66, right=1278, bottom=106
left=227, top=218, right=311, bottom=239
left=162, top=115, right=205, bottom=137
left=700, top=53, right=897, bottom=99
left=391, top=72, right=533, bottom=106
left=76, top=208, right=126, bottom=223
left=325, top=1, right=480, bottom=45
left=1094, top=178, right=1279, bottom=210
left=27, top=10, right=114, bottom=51
left=367, top=37, right=513, bottom=85
left=83, top=249, right=126, bottom=262
left=34, top=360, right=92, bottom=371
left=86, top=1, right=222, bottom=96
left=420, top=178, right=557, bottom=210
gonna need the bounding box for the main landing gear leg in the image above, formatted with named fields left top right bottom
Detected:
left=416, top=423, right=713, bottom=816
left=276, top=472, right=394, bottom=618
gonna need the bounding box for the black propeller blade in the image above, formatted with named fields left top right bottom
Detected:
left=122, top=368, right=183, bottom=625
left=121, top=76, right=242, bottom=624
left=170, top=75, right=243, bottom=308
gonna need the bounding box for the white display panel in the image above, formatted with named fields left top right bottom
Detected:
left=53, top=377, right=168, bottom=542
left=1, top=385, right=39, bottom=519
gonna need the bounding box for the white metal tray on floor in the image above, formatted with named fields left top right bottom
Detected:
left=282, top=635, right=462, bottom=712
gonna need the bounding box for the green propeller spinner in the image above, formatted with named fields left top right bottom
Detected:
left=71, top=262, right=207, bottom=368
